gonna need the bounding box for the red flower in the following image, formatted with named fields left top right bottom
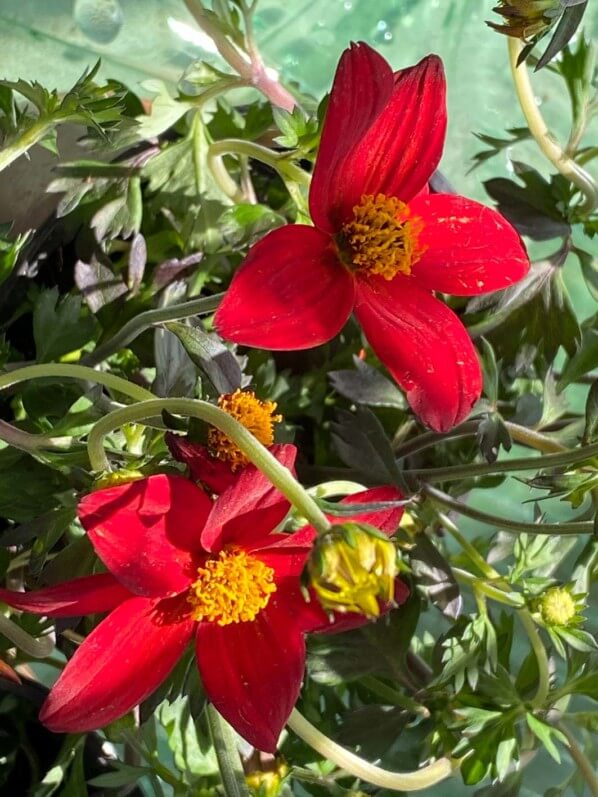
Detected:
left=214, top=43, right=529, bottom=433
left=0, top=447, right=405, bottom=752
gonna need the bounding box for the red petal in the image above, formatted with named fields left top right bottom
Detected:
left=40, top=596, right=194, bottom=732
left=0, top=574, right=132, bottom=617
left=336, top=486, right=404, bottom=533
left=201, top=445, right=295, bottom=552
left=355, top=276, right=482, bottom=432
left=214, top=225, right=354, bottom=350
left=410, top=194, right=530, bottom=295
left=79, top=475, right=212, bottom=598
left=312, top=54, right=447, bottom=231
left=196, top=590, right=307, bottom=752
left=309, top=42, right=395, bottom=233
left=166, top=433, right=237, bottom=494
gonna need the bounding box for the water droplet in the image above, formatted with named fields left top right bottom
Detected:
left=384, top=31, right=393, bottom=41
left=343, top=0, right=353, bottom=9
left=376, top=20, right=388, bottom=31
left=73, top=0, right=123, bottom=44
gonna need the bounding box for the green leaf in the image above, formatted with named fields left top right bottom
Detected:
left=33, top=288, right=98, bottom=362
left=410, top=532, right=462, bottom=619
left=583, top=379, right=598, bottom=444
left=535, top=1, right=588, bottom=69
left=471, top=127, right=530, bottom=170
left=87, top=764, right=152, bottom=787
left=574, top=247, right=598, bottom=301
left=558, top=320, right=598, bottom=389
left=218, top=203, right=286, bottom=248
left=329, top=356, right=407, bottom=410
left=526, top=713, right=568, bottom=762
left=165, top=321, right=243, bottom=395
left=551, top=668, right=598, bottom=702
left=0, top=449, right=68, bottom=522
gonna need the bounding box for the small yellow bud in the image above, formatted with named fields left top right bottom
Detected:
left=246, top=761, right=288, bottom=797
left=94, top=469, right=144, bottom=490
left=539, top=586, right=577, bottom=627
left=307, top=523, right=398, bottom=618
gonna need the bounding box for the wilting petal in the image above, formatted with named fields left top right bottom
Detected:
left=214, top=225, right=354, bottom=350
left=79, top=475, right=212, bottom=598
left=196, top=590, right=307, bottom=752
left=201, top=445, right=295, bottom=552
left=355, top=276, right=482, bottom=432
left=40, top=596, right=194, bottom=732
left=309, top=41, right=395, bottom=234
left=314, top=55, right=447, bottom=231
left=0, top=574, right=132, bottom=617
left=165, top=433, right=237, bottom=494
left=410, top=194, right=529, bottom=295
left=315, top=578, right=411, bottom=635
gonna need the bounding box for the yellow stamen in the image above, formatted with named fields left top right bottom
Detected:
left=340, top=193, right=424, bottom=280
left=207, top=389, right=282, bottom=471
left=187, top=547, right=276, bottom=625
left=539, top=586, right=577, bottom=627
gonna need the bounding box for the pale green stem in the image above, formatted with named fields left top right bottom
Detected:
left=452, top=568, right=524, bottom=608
left=0, top=118, right=54, bottom=173
left=423, top=485, right=593, bottom=535
left=0, top=363, right=155, bottom=403
left=306, top=481, right=366, bottom=499
left=0, top=419, right=73, bottom=453
left=207, top=705, right=250, bottom=797
left=82, top=293, right=224, bottom=366
left=557, top=723, right=598, bottom=797
left=506, top=422, right=567, bottom=454
left=407, top=440, right=598, bottom=482
left=287, top=709, right=454, bottom=791
left=86, top=398, right=331, bottom=534
left=0, top=614, right=54, bottom=658
left=508, top=37, right=598, bottom=215
left=437, top=513, right=498, bottom=580
left=208, top=138, right=310, bottom=205
left=121, top=730, right=185, bottom=790
left=517, top=610, right=550, bottom=708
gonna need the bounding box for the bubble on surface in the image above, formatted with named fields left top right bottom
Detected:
left=73, top=0, right=124, bottom=44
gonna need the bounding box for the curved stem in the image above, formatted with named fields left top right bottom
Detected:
left=508, top=37, right=598, bottom=215
left=82, top=293, right=224, bottom=366
left=406, top=440, right=598, bottom=482
left=506, top=422, right=567, bottom=454
left=557, top=723, right=598, bottom=797
left=287, top=709, right=453, bottom=791
left=0, top=614, right=54, bottom=658
left=87, top=398, right=331, bottom=534
left=207, top=705, right=250, bottom=797
left=517, top=610, right=550, bottom=708
left=0, top=363, right=155, bottom=403
left=208, top=139, right=311, bottom=204
left=422, top=485, right=593, bottom=535
left=0, top=419, right=73, bottom=453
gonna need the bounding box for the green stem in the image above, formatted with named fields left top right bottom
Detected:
left=0, top=363, right=155, bottom=403
left=452, top=569, right=524, bottom=608
left=360, top=675, right=430, bottom=717
left=0, top=419, right=73, bottom=453
left=517, top=610, right=550, bottom=708
left=558, top=723, right=598, bottom=797
left=287, top=709, right=454, bottom=791
left=87, top=398, right=331, bottom=534
left=437, top=513, right=498, bottom=580
left=407, top=440, right=598, bottom=482
left=208, top=138, right=311, bottom=204
left=423, top=485, right=593, bottom=535
left=0, top=118, right=54, bottom=172
left=508, top=37, right=598, bottom=215
left=121, top=731, right=185, bottom=790
left=0, top=614, right=54, bottom=658
left=207, top=705, right=250, bottom=797
left=81, top=293, right=224, bottom=366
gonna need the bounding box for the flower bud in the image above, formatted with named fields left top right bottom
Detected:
left=538, top=585, right=578, bottom=627
left=307, top=523, right=398, bottom=618
left=488, top=0, right=565, bottom=40
left=94, top=469, right=144, bottom=490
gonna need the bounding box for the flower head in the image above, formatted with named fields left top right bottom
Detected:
left=536, top=584, right=585, bottom=628
left=166, top=389, right=282, bottom=493
left=488, top=0, right=565, bottom=40
left=307, top=523, right=398, bottom=618
left=214, top=43, right=529, bottom=433
left=0, top=452, right=406, bottom=752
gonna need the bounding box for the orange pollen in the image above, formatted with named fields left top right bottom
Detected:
left=340, top=193, right=425, bottom=280
left=207, top=389, right=282, bottom=471
left=187, top=547, right=276, bottom=625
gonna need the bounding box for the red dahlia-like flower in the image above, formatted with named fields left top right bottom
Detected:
left=0, top=446, right=406, bottom=752
left=214, top=43, right=529, bottom=433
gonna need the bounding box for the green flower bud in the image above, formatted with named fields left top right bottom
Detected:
left=488, top=0, right=566, bottom=40
left=539, top=586, right=578, bottom=627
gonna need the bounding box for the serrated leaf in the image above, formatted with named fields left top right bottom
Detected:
left=536, top=1, right=588, bottom=69
left=33, top=287, right=98, bottom=362
left=330, top=407, right=403, bottom=487
left=526, top=713, right=568, bottom=762
left=558, top=321, right=598, bottom=389
left=74, top=258, right=128, bottom=313
left=410, top=532, right=462, bottom=619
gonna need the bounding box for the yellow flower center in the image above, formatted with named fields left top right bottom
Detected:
left=207, top=389, right=282, bottom=471
left=187, top=547, right=276, bottom=625
left=339, top=193, right=424, bottom=280
left=540, top=587, right=577, bottom=627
